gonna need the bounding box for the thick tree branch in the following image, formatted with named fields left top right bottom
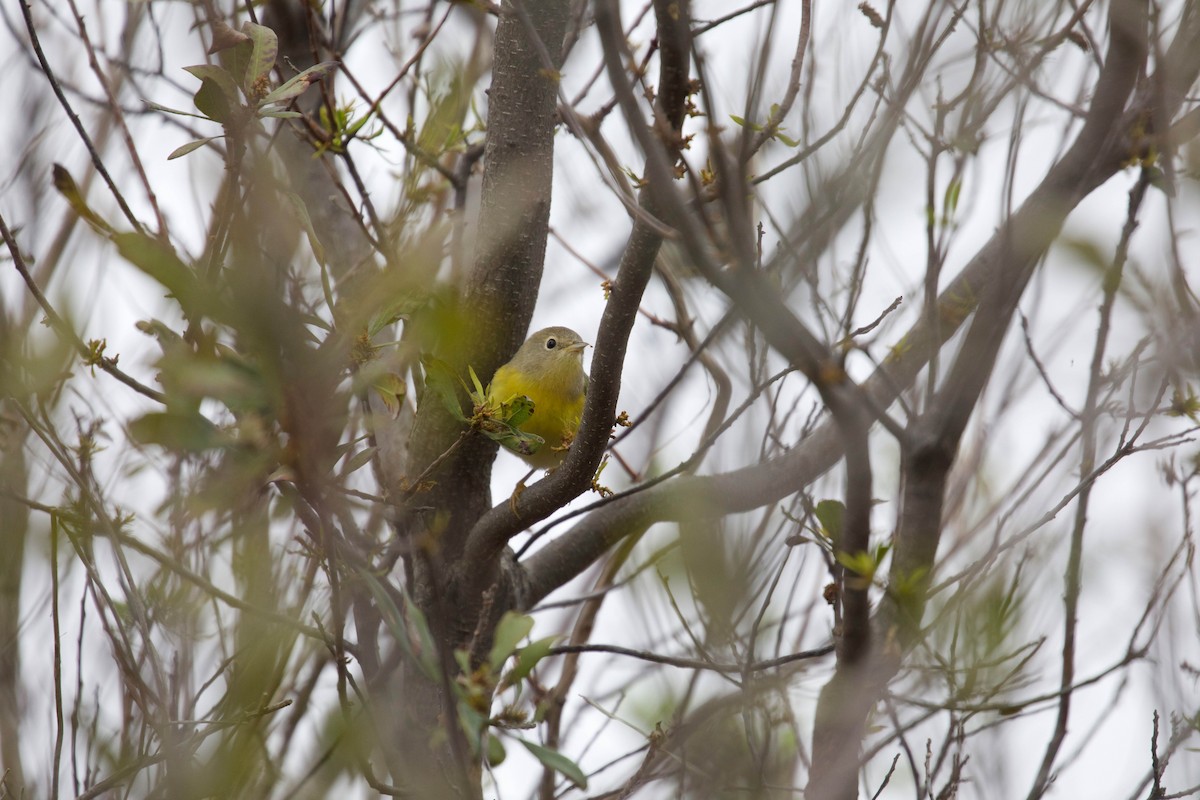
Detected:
left=462, top=0, right=693, bottom=568
left=382, top=4, right=572, bottom=795
left=402, top=0, right=572, bottom=566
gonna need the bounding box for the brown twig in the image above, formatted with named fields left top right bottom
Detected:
left=18, top=0, right=146, bottom=235
left=0, top=211, right=166, bottom=404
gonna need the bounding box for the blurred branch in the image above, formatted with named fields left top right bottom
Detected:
left=0, top=211, right=167, bottom=404
left=0, top=439, right=27, bottom=792
left=519, top=0, right=1200, bottom=617
left=8, top=0, right=1200, bottom=795
left=18, top=0, right=147, bottom=236
left=64, top=0, right=167, bottom=235
left=537, top=538, right=637, bottom=800
left=810, top=3, right=1154, bottom=796
left=1025, top=163, right=1152, bottom=800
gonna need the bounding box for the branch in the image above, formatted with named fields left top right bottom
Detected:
left=514, top=214, right=972, bottom=605
left=0, top=211, right=167, bottom=404
left=548, top=642, right=834, bottom=673
left=462, top=0, right=693, bottom=568
left=18, top=0, right=146, bottom=236
left=400, top=0, right=573, bottom=561
left=747, top=0, right=812, bottom=155
left=1024, top=163, right=1152, bottom=800
left=809, top=4, right=1154, bottom=797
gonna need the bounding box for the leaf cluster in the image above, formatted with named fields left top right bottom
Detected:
left=423, top=358, right=547, bottom=459
left=157, top=21, right=337, bottom=159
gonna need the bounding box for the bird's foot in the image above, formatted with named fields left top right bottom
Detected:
left=509, top=467, right=537, bottom=517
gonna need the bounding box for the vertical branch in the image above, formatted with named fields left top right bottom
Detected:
left=807, top=4, right=1151, bottom=797
left=403, top=0, right=572, bottom=562
left=17, top=0, right=145, bottom=235
left=536, top=536, right=640, bottom=800
left=0, top=434, right=28, bottom=794
left=462, top=0, right=694, bottom=557
left=748, top=0, right=812, bottom=154
left=64, top=0, right=168, bottom=237
left=466, top=0, right=573, bottom=366
left=1025, top=171, right=1151, bottom=800
left=385, top=2, right=572, bottom=796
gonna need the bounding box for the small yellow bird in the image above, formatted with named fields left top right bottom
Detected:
left=489, top=326, right=589, bottom=468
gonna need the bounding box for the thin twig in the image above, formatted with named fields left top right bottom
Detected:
left=18, top=0, right=145, bottom=234
left=548, top=642, right=834, bottom=673
left=0, top=212, right=166, bottom=404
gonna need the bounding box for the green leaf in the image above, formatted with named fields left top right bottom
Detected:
left=500, top=635, right=558, bottom=691
left=422, top=357, right=467, bottom=422
left=343, top=107, right=380, bottom=140
left=502, top=395, right=535, bottom=428
left=135, top=318, right=183, bottom=347
left=873, top=540, right=893, bottom=565
left=729, top=114, right=763, bottom=132
left=1168, top=386, right=1200, bottom=421
left=159, top=355, right=268, bottom=413
left=206, top=19, right=250, bottom=55
left=343, top=446, right=377, bottom=476
left=835, top=549, right=877, bottom=580
left=168, top=138, right=218, bottom=160
left=488, top=611, right=534, bottom=672
left=145, top=101, right=210, bottom=120
left=184, top=64, right=241, bottom=124
left=130, top=411, right=226, bottom=452
left=943, top=178, right=962, bottom=217
left=476, top=395, right=542, bottom=455
left=486, top=734, right=507, bottom=766
left=468, top=365, right=486, bottom=401
left=487, top=427, right=544, bottom=458
left=372, top=372, right=407, bottom=419
left=183, top=63, right=239, bottom=91
left=194, top=78, right=233, bottom=123
left=259, top=109, right=302, bottom=119
left=301, top=313, right=334, bottom=333
left=478, top=415, right=543, bottom=455
left=1062, top=237, right=1109, bottom=273
left=113, top=233, right=207, bottom=314
left=216, top=46, right=253, bottom=94
left=361, top=573, right=440, bottom=680
left=519, top=740, right=587, bottom=789
left=1145, top=165, right=1174, bottom=197
left=52, top=164, right=114, bottom=235
left=260, top=61, right=338, bottom=107
left=416, top=73, right=471, bottom=154
left=241, top=22, right=279, bottom=90
left=458, top=704, right=489, bottom=750
left=367, top=294, right=428, bottom=337
left=814, top=499, right=845, bottom=544
left=283, top=192, right=326, bottom=266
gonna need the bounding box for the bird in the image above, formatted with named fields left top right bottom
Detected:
left=488, top=326, right=589, bottom=469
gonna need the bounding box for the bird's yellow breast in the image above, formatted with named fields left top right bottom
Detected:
left=490, top=363, right=585, bottom=467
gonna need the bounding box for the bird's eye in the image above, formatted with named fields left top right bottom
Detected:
left=545, top=337, right=557, bottom=350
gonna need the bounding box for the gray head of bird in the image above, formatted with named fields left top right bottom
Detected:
left=505, top=326, right=590, bottom=386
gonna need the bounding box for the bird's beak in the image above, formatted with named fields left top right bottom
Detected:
left=566, top=341, right=590, bottom=353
